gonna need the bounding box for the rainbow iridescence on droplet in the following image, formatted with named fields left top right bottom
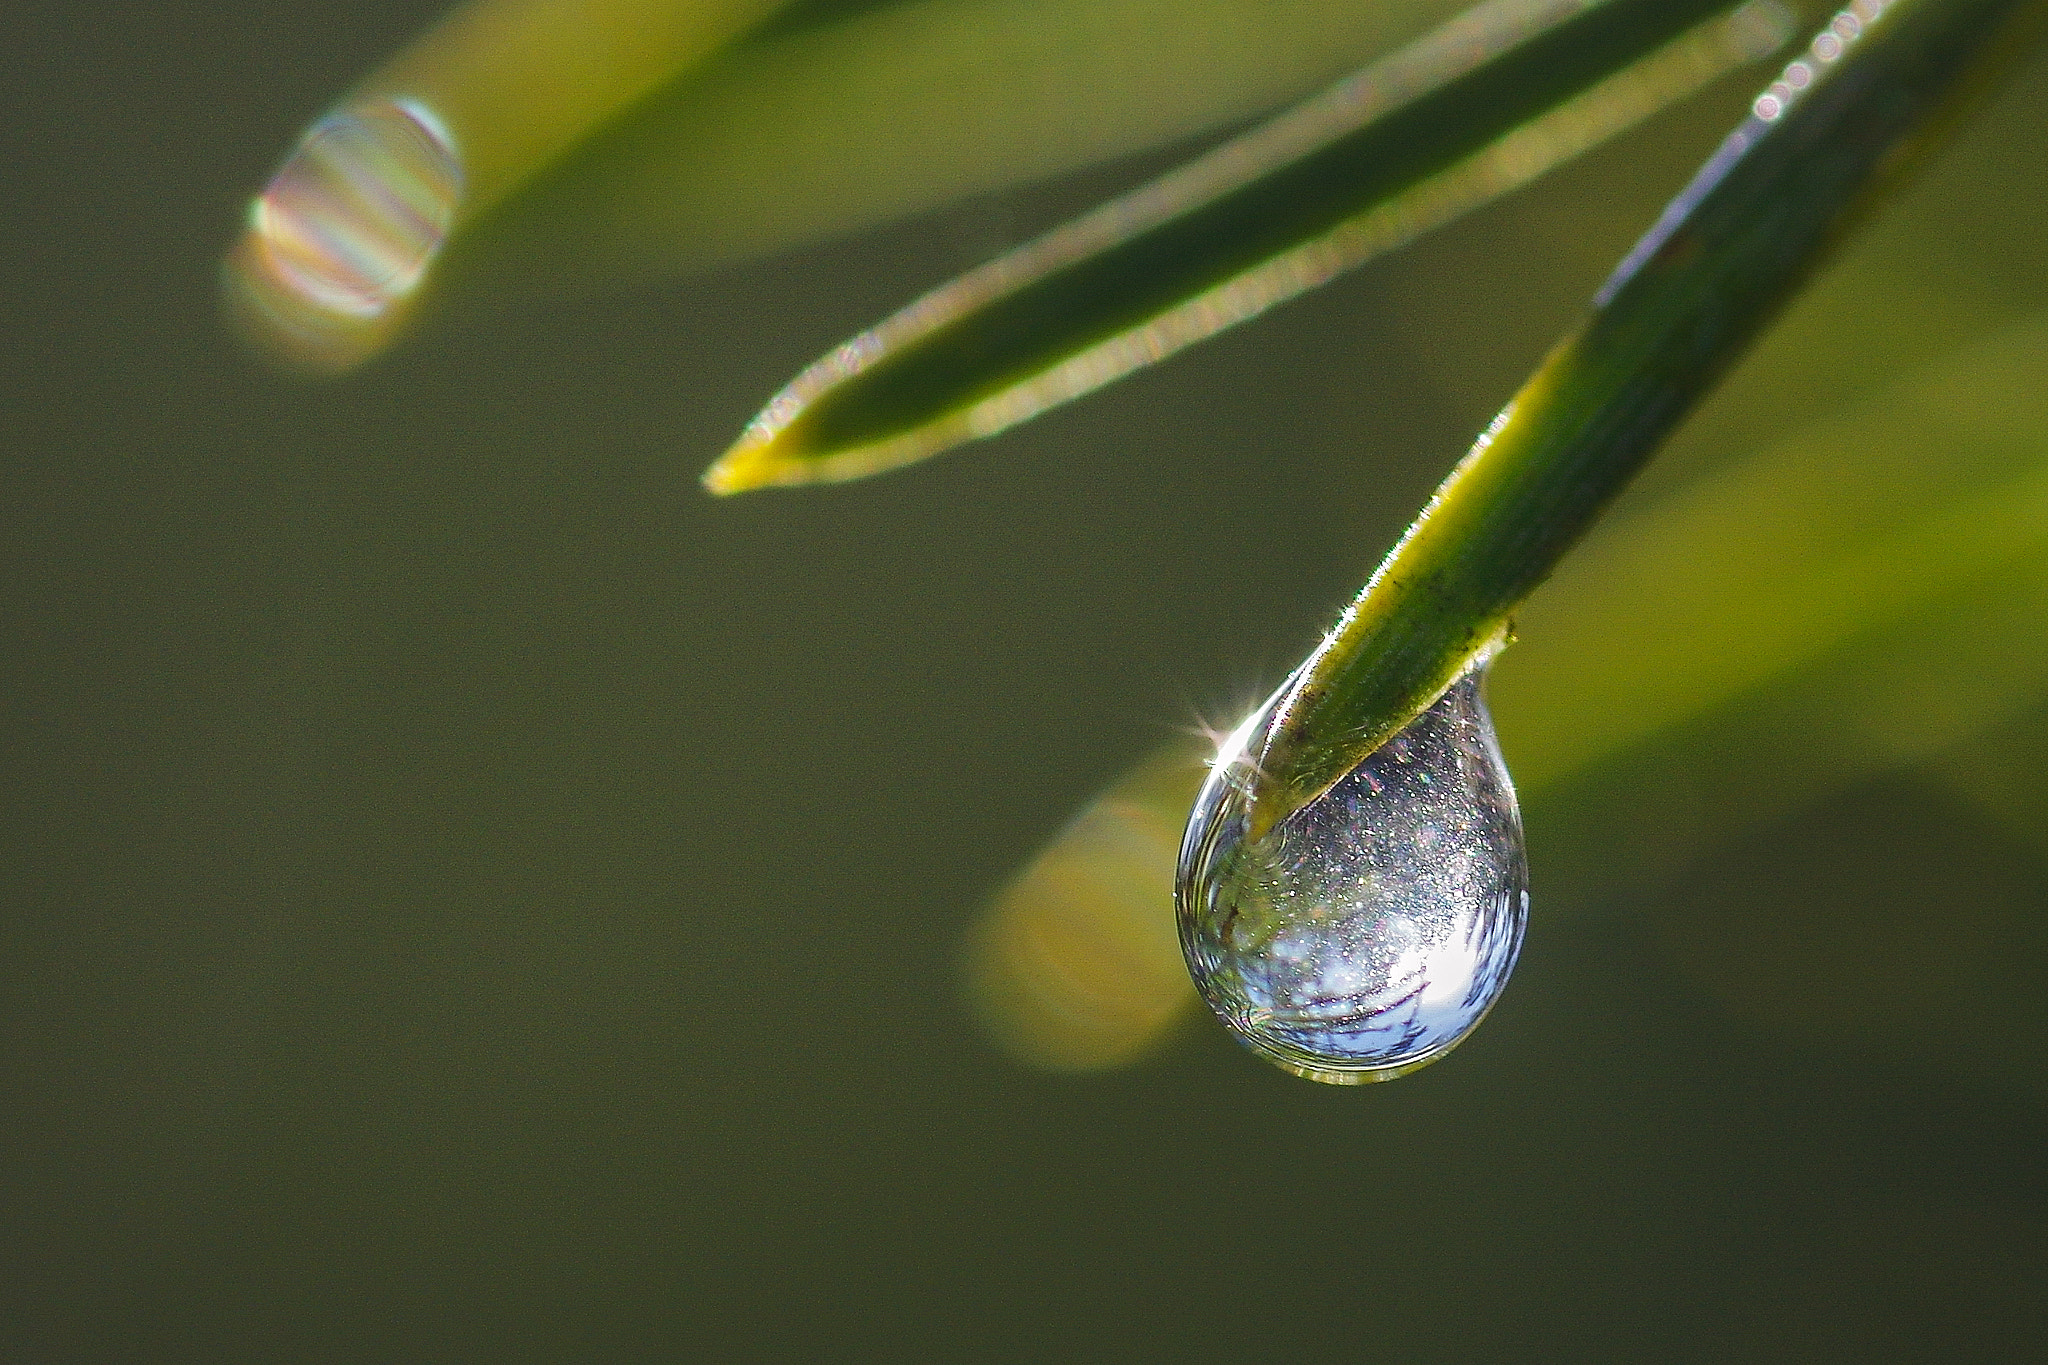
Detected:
left=1177, top=668, right=1528, bottom=1082
left=229, top=98, right=462, bottom=369
left=252, top=98, right=460, bottom=315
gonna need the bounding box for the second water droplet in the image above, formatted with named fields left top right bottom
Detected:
left=250, top=98, right=462, bottom=318
left=228, top=98, right=464, bottom=371
left=1177, top=667, right=1527, bottom=1083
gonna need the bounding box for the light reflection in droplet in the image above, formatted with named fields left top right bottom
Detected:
left=227, top=98, right=462, bottom=370
left=1177, top=667, right=1528, bottom=1083
left=1754, top=2, right=1887, bottom=122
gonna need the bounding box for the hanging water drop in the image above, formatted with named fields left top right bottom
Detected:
left=1177, top=666, right=1527, bottom=1082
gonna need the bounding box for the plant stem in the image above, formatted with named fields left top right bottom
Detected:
left=1246, top=0, right=2048, bottom=837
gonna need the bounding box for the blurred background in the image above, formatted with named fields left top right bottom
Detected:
left=7, top=0, right=2048, bottom=1357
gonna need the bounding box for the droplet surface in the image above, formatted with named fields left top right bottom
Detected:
left=252, top=98, right=460, bottom=316
left=1177, top=668, right=1527, bottom=1082
left=227, top=98, right=461, bottom=370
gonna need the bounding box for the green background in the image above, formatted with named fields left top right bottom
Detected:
left=7, top=1, right=2048, bottom=1356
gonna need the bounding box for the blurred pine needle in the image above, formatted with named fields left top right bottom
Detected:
left=229, top=0, right=1485, bottom=369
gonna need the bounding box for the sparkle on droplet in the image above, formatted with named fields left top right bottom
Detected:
left=1176, top=666, right=1528, bottom=1083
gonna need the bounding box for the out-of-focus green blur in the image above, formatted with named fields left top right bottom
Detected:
left=11, top=0, right=2048, bottom=1357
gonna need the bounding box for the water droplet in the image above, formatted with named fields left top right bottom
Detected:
left=227, top=98, right=461, bottom=370
left=1177, top=667, right=1527, bottom=1083
left=252, top=98, right=460, bottom=315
